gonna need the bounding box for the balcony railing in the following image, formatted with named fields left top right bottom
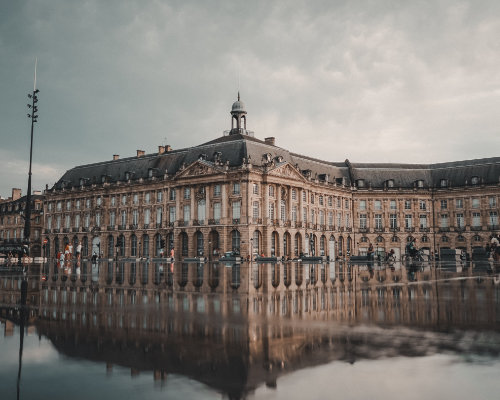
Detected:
left=471, top=226, right=482, bottom=231
left=156, top=222, right=162, bottom=228
left=252, top=218, right=262, bottom=224
left=296, top=221, right=303, bottom=228
left=419, top=227, right=430, bottom=232
left=359, top=227, right=369, bottom=233
left=328, top=225, right=334, bottom=231
left=454, top=226, right=465, bottom=232
left=72, top=227, right=79, bottom=233
left=118, top=224, right=126, bottom=230
left=208, top=219, right=220, bottom=225
left=439, top=227, right=450, bottom=232
left=107, top=225, right=115, bottom=231
left=404, top=227, right=415, bottom=232
left=130, top=224, right=138, bottom=230
left=232, top=218, right=240, bottom=225
left=167, top=222, right=174, bottom=227
left=177, top=220, right=186, bottom=227
left=63, top=228, right=70, bottom=233
left=488, top=224, right=499, bottom=230
left=193, top=219, right=204, bottom=226
left=81, top=227, right=88, bottom=232
left=143, top=224, right=150, bottom=229
left=44, top=229, right=51, bottom=234
left=374, top=227, right=384, bottom=232
left=390, top=227, right=399, bottom=232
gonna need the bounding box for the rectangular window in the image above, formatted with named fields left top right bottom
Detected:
left=253, top=183, right=259, bottom=195
left=57, top=201, right=62, bottom=211
left=85, top=214, right=90, bottom=228
left=472, top=198, right=480, bottom=208
left=292, top=189, right=297, bottom=200
left=345, top=213, right=350, bottom=228
left=47, top=216, right=52, bottom=229
left=345, top=199, right=349, bottom=209
left=337, top=213, right=342, bottom=228
left=374, top=200, right=382, bottom=211
left=359, top=214, right=367, bottom=229
left=183, top=205, right=190, bottom=222
left=320, top=210, right=325, bottom=225
left=419, top=200, right=426, bottom=210
left=169, top=189, right=176, bottom=201
left=303, top=207, right=307, bottom=223
left=132, top=209, right=138, bottom=225
left=121, top=195, right=127, bottom=205
left=75, top=200, right=80, bottom=210
left=456, top=213, right=464, bottom=228
left=157, top=191, right=162, bottom=202
left=328, top=196, right=332, bottom=207
left=207, top=185, right=217, bottom=199
left=144, top=209, right=150, bottom=225
left=232, top=201, right=241, bottom=220
left=419, top=214, right=427, bottom=228
left=213, top=203, right=221, bottom=221
left=197, top=200, right=205, bottom=222
left=169, top=206, right=176, bottom=223
left=66, top=201, right=71, bottom=211
left=311, top=209, right=315, bottom=224
left=292, top=206, right=297, bottom=222
left=65, top=215, right=71, bottom=229
left=456, top=198, right=463, bottom=209
left=184, top=187, right=190, bottom=199
left=390, top=214, right=397, bottom=229
left=319, top=196, right=324, bottom=206
left=96, top=197, right=102, bottom=206
left=145, top=192, right=150, bottom=203
left=95, top=212, right=101, bottom=227
left=156, top=207, right=162, bottom=225
left=441, top=200, right=447, bottom=209
left=253, top=202, right=259, bottom=219
left=121, top=210, right=127, bottom=226
left=109, top=211, right=115, bottom=226
left=489, top=211, right=498, bottom=226
left=359, top=200, right=366, bottom=210
left=280, top=201, right=286, bottom=221
left=233, top=182, right=240, bottom=195
left=269, top=203, right=275, bottom=220
left=303, top=191, right=307, bottom=202
left=489, top=197, right=497, bottom=208
left=404, top=200, right=411, bottom=210
left=390, top=200, right=397, bottom=210
left=269, top=185, right=275, bottom=197
left=405, top=214, right=412, bottom=228
left=440, top=214, right=449, bottom=228
left=472, top=212, right=481, bottom=227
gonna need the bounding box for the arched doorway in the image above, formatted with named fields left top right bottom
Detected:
left=252, top=230, right=261, bottom=257
left=295, top=233, right=302, bottom=257
left=196, top=231, right=204, bottom=256
left=320, top=235, right=326, bottom=256
left=142, top=234, right=150, bottom=257
left=131, top=234, right=138, bottom=257
left=91, top=236, right=101, bottom=257
left=231, top=230, right=241, bottom=254
left=271, top=231, right=279, bottom=257
left=180, top=232, right=188, bottom=257
left=209, top=230, right=219, bottom=258
left=328, top=236, right=336, bottom=259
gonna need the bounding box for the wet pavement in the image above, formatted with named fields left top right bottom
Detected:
left=1, top=258, right=500, bottom=399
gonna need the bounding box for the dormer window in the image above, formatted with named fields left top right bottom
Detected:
left=440, top=179, right=448, bottom=187
left=357, top=179, right=365, bottom=188
left=101, top=175, right=106, bottom=183
left=387, top=179, right=394, bottom=188
left=125, top=172, right=130, bottom=181
left=417, top=180, right=424, bottom=188
left=148, top=169, right=153, bottom=178
left=79, top=178, right=84, bottom=186
left=471, top=176, right=479, bottom=185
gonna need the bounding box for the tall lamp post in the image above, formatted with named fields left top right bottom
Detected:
left=24, top=60, right=39, bottom=254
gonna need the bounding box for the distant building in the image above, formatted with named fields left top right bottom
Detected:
left=41, top=95, right=500, bottom=260
left=0, top=188, right=44, bottom=256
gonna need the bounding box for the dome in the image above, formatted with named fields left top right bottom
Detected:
left=231, top=92, right=246, bottom=113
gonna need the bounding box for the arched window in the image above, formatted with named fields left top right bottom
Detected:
left=360, top=236, right=368, bottom=243
left=181, top=232, right=188, bottom=256
left=320, top=235, right=326, bottom=256
left=118, top=234, right=125, bottom=256
left=54, top=237, right=60, bottom=254
left=231, top=230, right=241, bottom=254
left=107, top=235, right=114, bottom=258
left=271, top=231, right=279, bottom=256
left=252, top=230, right=260, bottom=256
left=196, top=231, right=204, bottom=256
left=142, top=234, right=149, bottom=257
left=155, top=233, right=162, bottom=256
left=82, top=236, right=88, bottom=256
left=131, top=234, right=137, bottom=257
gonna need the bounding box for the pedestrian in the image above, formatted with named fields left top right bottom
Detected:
left=76, top=241, right=82, bottom=261
left=170, top=248, right=175, bottom=260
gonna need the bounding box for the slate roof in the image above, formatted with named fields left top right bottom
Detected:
left=52, top=133, right=500, bottom=190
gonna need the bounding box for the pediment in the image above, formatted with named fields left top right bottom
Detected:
left=267, top=162, right=307, bottom=182
left=175, top=160, right=225, bottom=179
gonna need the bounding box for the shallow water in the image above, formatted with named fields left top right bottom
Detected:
left=1, top=259, right=499, bottom=399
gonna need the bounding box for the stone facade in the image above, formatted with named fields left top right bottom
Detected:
left=40, top=96, right=500, bottom=260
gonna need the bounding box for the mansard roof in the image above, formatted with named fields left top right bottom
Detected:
left=51, top=132, right=500, bottom=191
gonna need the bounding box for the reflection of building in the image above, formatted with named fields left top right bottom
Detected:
left=0, top=188, right=44, bottom=256
left=41, top=95, right=500, bottom=260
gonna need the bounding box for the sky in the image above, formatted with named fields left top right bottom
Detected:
left=1, top=0, right=499, bottom=198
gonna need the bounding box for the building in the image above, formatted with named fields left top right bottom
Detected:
left=0, top=188, right=44, bottom=257
left=42, top=95, right=500, bottom=260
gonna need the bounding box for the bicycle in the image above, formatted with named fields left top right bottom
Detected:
left=402, top=249, right=429, bottom=263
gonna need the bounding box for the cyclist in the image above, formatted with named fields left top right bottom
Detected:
left=406, top=239, right=418, bottom=257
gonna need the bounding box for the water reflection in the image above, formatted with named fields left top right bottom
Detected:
left=1, top=259, right=500, bottom=399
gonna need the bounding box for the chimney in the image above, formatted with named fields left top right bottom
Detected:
left=165, top=145, right=172, bottom=152
left=113, top=154, right=120, bottom=160
left=136, top=150, right=145, bottom=157
left=12, top=188, right=22, bottom=201
left=158, top=146, right=165, bottom=154
left=264, top=137, right=275, bottom=146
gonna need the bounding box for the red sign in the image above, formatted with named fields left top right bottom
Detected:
left=43, top=239, right=48, bottom=244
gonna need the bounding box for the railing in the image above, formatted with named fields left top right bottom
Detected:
left=252, top=218, right=262, bottom=224
left=390, top=227, right=399, bottom=232
left=193, top=219, right=205, bottom=226
left=359, top=227, right=369, bottom=233
left=143, top=224, right=150, bottom=229
left=438, top=227, right=450, bottom=232
left=208, top=219, right=220, bottom=225
left=296, top=221, right=303, bottom=228
left=107, top=225, right=115, bottom=231
left=232, top=218, right=240, bottom=224
left=374, top=227, right=384, bottom=232
left=471, top=226, right=482, bottom=231
left=167, top=222, right=174, bottom=227
left=118, top=225, right=126, bottom=230
left=44, top=229, right=51, bottom=234
left=177, top=220, right=186, bottom=227
left=345, top=227, right=352, bottom=232
left=328, top=225, right=334, bottom=231
left=419, top=227, right=430, bottom=232
left=63, top=228, right=70, bottom=233
left=81, top=227, right=88, bottom=232
left=156, top=222, right=162, bottom=228
left=454, top=226, right=465, bottom=232
left=72, top=227, right=79, bottom=233
left=404, top=227, right=415, bottom=232
left=130, top=224, right=138, bottom=230
left=488, top=225, right=499, bottom=230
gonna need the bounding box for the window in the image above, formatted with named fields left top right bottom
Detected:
left=404, top=200, right=411, bottom=210
left=97, top=197, right=102, bottom=206
left=345, top=199, right=349, bottom=209
left=233, top=182, right=240, bottom=195
left=319, top=196, right=324, bottom=206
left=303, top=207, right=307, bottom=223
left=440, top=179, right=448, bottom=187
left=232, top=201, right=241, bottom=220
left=65, top=215, right=71, bottom=229
left=144, top=209, right=150, bottom=225
left=456, top=198, right=463, bottom=209
left=197, top=200, right=205, bottom=223
left=121, top=195, right=127, bottom=205
left=387, top=179, right=394, bottom=188
left=489, top=211, right=498, bottom=226
left=390, top=200, right=396, bottom=210
left=110, top=211, right=116, bottom=226
left=359, top=200, right=366, bottom=210
left=132, top=209, right=138, bottom=226
left=456, top=213, right=464, bottom=228
left=269, top=186, right=275, bottom=197
left=345, top=213, right=350, bottom=228
left=253, top=202, right=259, bottom=219
left=169, top=189, right=176, bottom=201
left=472, top=198, right=480, bottom=208
left=121, top=210, right=127, bottom=226
left=95, top=212, right=101, bottom=227
left=252, top=184, right=259, bottom=195
left=471, top=176, right=479, bottom=185
left=311, top=209, right=315, bottom=224
left=169, top=206, right=176, bottom=223
left=213, top=203, right=221, bottom=221
left=357, top=179, right=365, bottom=188
left=472, top=212, right=481, bottom=227
left=417, top=180, right=424, bottom=188
left=66, top=201, right=71, bottom=211
left=214, top=185, right=221, bottom=197
left=133, top=194, right=139, bottom=204
left=57, top=201, right=62, bottom=211
left=337, top=197, right=341, bottom=208
left=291, top=189, right=297, bottom=200
left=183, top=205, right=191, bottom=222
left=319, top=210, right=325, bottom=225
left=374, top=200, right=382, bottom=211
left=390, top=214, right=397, bottom=229
left=184, top=187, right=190, bottom=199
left=48, top=203, right=53, bottom=211
left=292, top=206, right=297, bottom=222
left=419, top=214, right=427, bottom=229
left=156, top=191, right=162, bottom=202
left=303, top=191, right=307, bottom=202
left=405, top=215, right=412, bottom=228
left=269, top=203, right=275, bottom=220
left=84, top=214, right=90, bottom=228
left=280, top=200, right=286, bottom=221
left=375, top=214, right=382, bottom=230
left=440, top=214, right=449, bottom=228
left=110, top=196, right=116, bottom=207
left=311, top=194, right=315, bottom=204
left=328, top=196, right=332, bottom=207
left=47, top=216, right=52, bottom=229
left=359, top=214, right=367, bottom=229
left=419, top=200, right=426, bottom=210
left=145, top=192, right=150, bottom=204
left=440, top=200, right=447, bottom=209
left=489, top=197, right=497, bottom=208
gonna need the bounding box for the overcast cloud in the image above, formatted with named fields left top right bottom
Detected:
left=1, top=0, right=499, bottom=197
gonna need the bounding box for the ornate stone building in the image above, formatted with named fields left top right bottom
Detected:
left=42, top=95, right=500, bottom=260
left=0, top=188, right=44, bottom=257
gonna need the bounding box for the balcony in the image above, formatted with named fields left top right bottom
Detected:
left=72, top=227, right=79, bottom=233
left=488, top=225, right=499, bottom=230
left=471, top=226, right=483, bottom=231
left=193, top=219, right=205, bottom=226
left=208, top=219, right=220, bottom=225
left=296, top=221, right=303, bottom=228
left=359, top=227, right=369, bottom=233
left=272, top=219, right=280, bottom=227
left=81, top=227, right=88, bottom=232
left=129, top=224, right=138, bottom=230
left=438, top=227, right=450, bottom=232
left=143, top=224, right=150, bottom=229
left=374, top=227, right=385, bottom=233
left=107, top=225, right=115, bottom=231
left=156, top=222, right=162, bottom=228
left=118, top=224, right=127, bottom=230
left=404, top=227, right=415, bottom=233
left=390, top=227, right=400, bottom=232
left=44, top=229, right=51, bottom=234
left=252, top=218, right=263, bottom=224
left=328, top=225, right=334, bottom=231
left=177, top=220, right=186, bottom=227
left=419, top=227, right=430, bottom=232
left=320, top=224, right=326, bottom=231
left=232, top=218, right=240, bottom=225
left=454, top=226, right=466, bottom=232
left=167, top=222, right=175, bottom=227
left=345, top=227, right=352, bottom=232
left=63, top=228, right=70, bottom=233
